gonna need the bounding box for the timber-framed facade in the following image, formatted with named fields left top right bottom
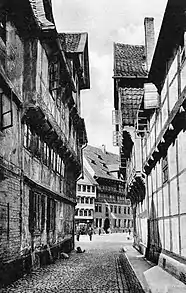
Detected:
left=113, top=0, right=186, bottom=284
left=0, top=0, right=89, bottom=286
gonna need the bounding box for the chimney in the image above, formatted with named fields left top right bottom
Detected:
left=144, top=17, right=155, bottom=71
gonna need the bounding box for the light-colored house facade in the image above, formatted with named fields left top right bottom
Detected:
left=75, top=168, right=97, bottom=231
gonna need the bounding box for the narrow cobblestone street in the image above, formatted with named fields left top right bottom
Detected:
left=0, top=233, right=145, bottom=293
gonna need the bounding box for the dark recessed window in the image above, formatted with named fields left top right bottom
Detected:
left=162, top=155, right=168, bottom=183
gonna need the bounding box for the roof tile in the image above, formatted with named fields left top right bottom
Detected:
left=120, top=87, right=144, bottom=126
left=114, top=43, right=148, bottom=77
left=84, top=145, right=120, bottom=180
left=59, top=33, right=87, bottom=53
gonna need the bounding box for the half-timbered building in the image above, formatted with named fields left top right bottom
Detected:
left=0, top=0, right=89, bottom=285
left=113, top=0, right=186, bottom=285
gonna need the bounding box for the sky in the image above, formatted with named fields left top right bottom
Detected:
left=53, top=0, right=168, bottom=154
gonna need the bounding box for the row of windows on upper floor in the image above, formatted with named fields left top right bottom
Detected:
left=99, top=184, right=125, bottom=193
left=77, top=184, right=95, bottom=193
left=76, top=197, right=94, bottom=204
left=24, top=123, right=65, bottom=176
left=95, top=204, right=131, bottom=214
left=75, top=209, right=93, bottom=217
left=97, top=194, right=128, bottom=203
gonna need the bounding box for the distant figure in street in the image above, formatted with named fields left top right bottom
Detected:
left=88, top=227, right=93, bottom=241
left=128, top=228, right=131, bottom=236
left=76, top=227, right=81, bottom=241
left=99, top=228, right=101, bottom=235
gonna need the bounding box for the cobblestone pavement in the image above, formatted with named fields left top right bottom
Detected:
left=0, top=233, right=144, bottom=293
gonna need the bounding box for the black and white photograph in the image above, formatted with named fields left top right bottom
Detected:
left=0, top=0, right=186, bottom=292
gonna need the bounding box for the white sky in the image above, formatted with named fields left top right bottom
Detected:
left=53, top=0, right=168, bottom=154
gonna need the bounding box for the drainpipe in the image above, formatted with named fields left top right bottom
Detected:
left=76, top=142, right=87, bottom=181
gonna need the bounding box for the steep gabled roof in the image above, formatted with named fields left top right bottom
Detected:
left=84, top=145, right=120, bottom=181
left=59, top=33, right=88, bottom=53
left=78, top=167, right=98, bottom=185
left=113, top=43, right=148, bottom=78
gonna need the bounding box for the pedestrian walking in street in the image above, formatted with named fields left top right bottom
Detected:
left=76, top=226, right=81, bottom=241
left=88, top=227, right=93, bottom=241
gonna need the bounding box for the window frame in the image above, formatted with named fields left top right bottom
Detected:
left=49, top=59, right=61, bottom=101
left=0, top=91, right=13, bottom=131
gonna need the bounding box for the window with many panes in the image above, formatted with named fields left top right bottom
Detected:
left=84, top=210, right=87, bottom=216
left=0, top=91, right=13, bottom=131
left=83, top=185, right=86, bottom=192
left=90, top=198, right=93, bottom=204
left=23, top=123, right=64, bottom=175
left=85, top=197, right=89, bottom=204
left=114, top=206, right=117, bottom=214
left=87, top=185, right=90, bottom=192
left=29, top=191, right=45, bottom=233
left=162, top=154, right=168, bottom=183
left=49, top=59, right=60, bottom=101
left=118, top=206, right=121, bottom=214
left=81, top=197, right=84, bottom=204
